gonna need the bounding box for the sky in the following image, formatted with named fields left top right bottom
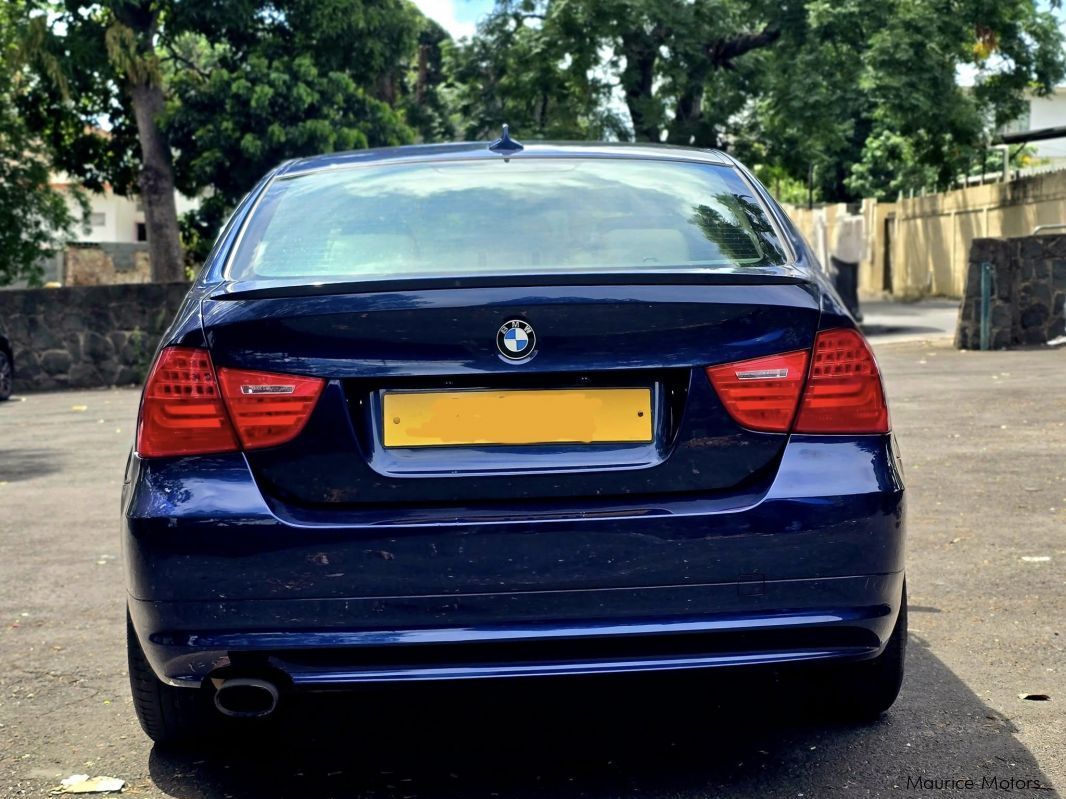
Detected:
left=411, top=0, right=493, bottom=39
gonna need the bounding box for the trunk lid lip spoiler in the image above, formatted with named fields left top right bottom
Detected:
left=206, top=268, right=814, bottom=302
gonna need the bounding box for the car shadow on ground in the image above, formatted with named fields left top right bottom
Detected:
left=148, top=640, right=1054, bottom=799
left=0, top=448, right=61, bottom=482
left=861, top=324, right=949, bottom=338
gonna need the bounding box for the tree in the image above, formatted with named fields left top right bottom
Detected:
left=22, top=1, right=185, bottom=281
left=19, top=0, right=446, bottom=275
left=452, top=0, right=1066, bottom=201
left=163, top=0, right=436, bottom=263
left=446, top=4, right=628, bottom=140
left=0, top=3, right=84, bottom=286
left=448, top=0, right=798, bottom=143
left=739, top=0, right=1066, bottom=200
left=404, top=18, right=460, bottom=144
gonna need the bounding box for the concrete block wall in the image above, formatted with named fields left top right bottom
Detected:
left=784, top=168, right=1066, bottom=300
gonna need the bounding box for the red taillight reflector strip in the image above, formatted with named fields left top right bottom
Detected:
left=216, top=367, right=325, bottom=450
left=136, top=347, right=238, bottom=457
left=705, top=350, right=809, bottom=433
left=793, top=329, right=889, bottom=434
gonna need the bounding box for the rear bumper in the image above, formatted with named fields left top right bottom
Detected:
left=122, top=435, right=905, bottom=687
left=128, top=573, right=903, bottom=687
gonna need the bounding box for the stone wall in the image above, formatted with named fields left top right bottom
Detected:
left=955, top=234, right=1066, bottom=349
left=65, top=243, right=152, bottom=285
left=0, top=283, right=189, bottom=392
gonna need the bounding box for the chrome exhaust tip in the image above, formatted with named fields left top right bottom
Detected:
left=213, top=678, right=279, bottom=719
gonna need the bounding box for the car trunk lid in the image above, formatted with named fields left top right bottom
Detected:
left=201, top=276, right=820, bottom=507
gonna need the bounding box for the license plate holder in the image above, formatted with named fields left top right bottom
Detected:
left=382, top=388, right=653, bottom=448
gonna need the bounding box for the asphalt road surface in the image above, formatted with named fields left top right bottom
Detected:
left=1, top=330, right=1063, bottom=798
left=859, top=299, right=961, bottom=344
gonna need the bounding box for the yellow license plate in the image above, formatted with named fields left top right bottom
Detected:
left=382, top=388, right=653, bottom=447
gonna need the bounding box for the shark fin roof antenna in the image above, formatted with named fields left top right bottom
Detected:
left=488, top=124, right=524, bottom=156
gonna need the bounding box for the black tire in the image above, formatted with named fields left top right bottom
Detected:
left=821, top=581, right=907, bottom=719
left=127, top=610, right=215, bottom=745
left=0, top=349, right=12, bottom=401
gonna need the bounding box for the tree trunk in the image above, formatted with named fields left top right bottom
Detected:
left=620, top=31, right=662, bottom=142
left=666, top=82, right=705, bottom=145
left=128, top=79, right=184, bottom=283
left=706, top=26, right=781, bottom=69
left=415, top=44, right=428, bottom=103
left=619, top=23, right=780, bottom=145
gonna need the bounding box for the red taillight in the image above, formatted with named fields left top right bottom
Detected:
left=137, top=347, right=238, bottom=458
left=794, top=329, right=889, bottom=434
left=705, top=350, right=809, bottom=433
left=216, top=367, right=325, bottom=449
left=706, top=329, right=889, bottom=435
left=137, top=347, right=325, bottom=458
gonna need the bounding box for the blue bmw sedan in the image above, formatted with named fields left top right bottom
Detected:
left=123, top=138, right=905, bottom=743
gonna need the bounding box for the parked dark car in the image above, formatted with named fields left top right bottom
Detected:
left=0, top=332, right=13, bottom=401
left=123, top=139, right=906, bottom=744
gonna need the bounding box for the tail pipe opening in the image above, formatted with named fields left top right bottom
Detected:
left=213, top=677, right=279, bottom=719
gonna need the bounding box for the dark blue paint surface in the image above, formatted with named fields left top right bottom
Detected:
left=124, top=141, right=905, bottom=690
left=196, top=278, right=824, bottom=505
left=124, top=434, right=905, bottom=685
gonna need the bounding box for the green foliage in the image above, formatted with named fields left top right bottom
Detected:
left=124, top=327, right=154, bottom=383
left=403, top=19, right=457, bottom=143
left=447, top=0, right=798, bottom=143
left=18, top=0, right=450, bottom=269
left=18, top=1, right=191, bottom=282
left=164, top=0, right=445, bottom=263
left=167, top=54, right=412, bottom=259
left=454, top=0, right=1066, bottom=201
left=750, top=164, right=815, bottom=206
left=16, top=3, right=142, bottom=196
left=730, top=0, right=1066, bottom=200
left=0, top=4, right=85, bottom=286
left=845, top=131, right=940, bottom=199
left=446, top=1, right=628, bottom=140
left=10, top=0, right=1065, bottom=280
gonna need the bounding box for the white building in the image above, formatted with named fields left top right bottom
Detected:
left=1001, top=86, right=1066, bottom=166
left=12, top=176, right=202, bottom=286
left=52, top=175, right=199, bottom=245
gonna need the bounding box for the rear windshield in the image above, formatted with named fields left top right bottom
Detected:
left=227, top=158, right=789, bottom=281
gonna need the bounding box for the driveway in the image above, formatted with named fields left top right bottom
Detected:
left=0, top=334, right=1062, bottom=798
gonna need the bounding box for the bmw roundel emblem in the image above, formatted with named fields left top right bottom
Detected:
left=496, top=319, right=536, bottom=360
